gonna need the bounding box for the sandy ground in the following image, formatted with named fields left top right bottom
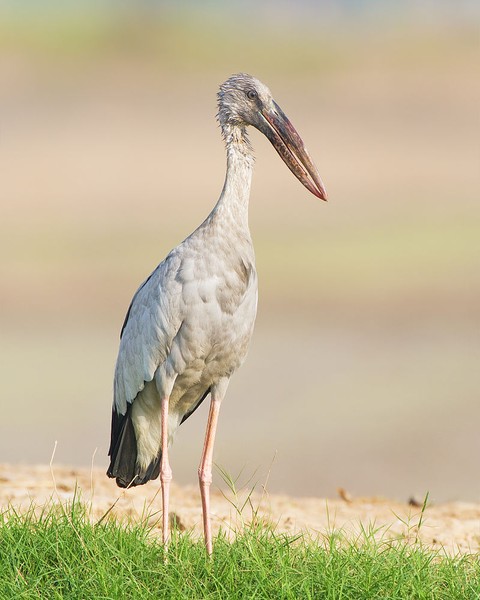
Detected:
left=1, top=464, right=478, bottom=556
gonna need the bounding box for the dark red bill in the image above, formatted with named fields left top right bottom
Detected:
left=260, top=101, right=327, bottom=201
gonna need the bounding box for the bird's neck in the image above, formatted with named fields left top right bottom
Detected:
left=211, top=124, right=255, bottom=232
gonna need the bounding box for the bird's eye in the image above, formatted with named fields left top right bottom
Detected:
left=246, top=89, right=258, bottom=100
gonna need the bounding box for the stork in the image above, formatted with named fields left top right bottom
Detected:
left=107, top=73, right=327, bottom=555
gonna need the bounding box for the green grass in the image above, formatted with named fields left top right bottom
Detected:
left=0, top=499, right=478, bottom=600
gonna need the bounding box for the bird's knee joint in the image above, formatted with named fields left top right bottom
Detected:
left=160, top=464, right=173, bottom=483
left=198, top=466, right=212, bottom=486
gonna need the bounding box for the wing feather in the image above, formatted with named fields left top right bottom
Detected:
left=114, top=253, right=182, bottom=415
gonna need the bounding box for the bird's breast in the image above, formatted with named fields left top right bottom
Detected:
left=168, top=248, right=258, bottom=383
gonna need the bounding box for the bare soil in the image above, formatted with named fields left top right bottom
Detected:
left=1, top=464, right=478, bottom=555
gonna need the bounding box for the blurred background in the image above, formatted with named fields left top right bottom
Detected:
left=1, top=1, right=479, bottom=503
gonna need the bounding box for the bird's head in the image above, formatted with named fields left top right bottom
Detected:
left=218, top=73, right=327, bottom=201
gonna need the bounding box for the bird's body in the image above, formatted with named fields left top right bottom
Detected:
left=109, top=127, right=257, bottom=487
left=107, top=74, right=327, bottom=554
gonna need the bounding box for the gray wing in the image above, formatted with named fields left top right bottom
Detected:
left=113, top=252, right=182, bottom=416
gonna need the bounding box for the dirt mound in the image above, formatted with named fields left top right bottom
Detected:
left=1, top=464, right=478, bottom=555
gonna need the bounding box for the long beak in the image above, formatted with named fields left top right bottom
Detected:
left=259, top=101, right=327, bottom=201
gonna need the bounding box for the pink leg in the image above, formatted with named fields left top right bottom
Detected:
left=198, top=394, right=223, bottom=555
left=160, top=396, right=172, bottom=549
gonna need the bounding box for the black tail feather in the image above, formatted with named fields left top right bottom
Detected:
left=107, top=404, right=161, bottom=488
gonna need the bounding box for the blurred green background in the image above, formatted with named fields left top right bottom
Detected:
left=1, top=1, right=479, bottom=502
